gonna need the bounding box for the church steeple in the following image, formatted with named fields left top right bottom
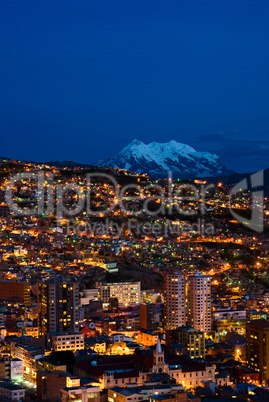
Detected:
left=156, top=338, right=162, bottom=354
left=153, top=338, right=168, bottom=373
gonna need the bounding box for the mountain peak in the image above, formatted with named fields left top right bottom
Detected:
left=95, top=139, right=232, bottom=179
left=129, top=139, right=144, bottom=146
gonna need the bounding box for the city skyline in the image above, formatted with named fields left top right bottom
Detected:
left=1, top=1, right=269, bottom=399
left=1, top=0, right=269, bottom=172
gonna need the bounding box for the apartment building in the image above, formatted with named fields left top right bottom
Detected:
left=187, top=273, right=211, bottom=332
left=164, top=272, right=185, bottom=330
left=49, top=332, right=84, bottom=352
left=38, top=279, right=80, bottom=336
left=99, top=282, right=141, bottom=307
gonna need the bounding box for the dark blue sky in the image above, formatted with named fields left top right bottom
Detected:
left=0, top=0, right=269, bottom=172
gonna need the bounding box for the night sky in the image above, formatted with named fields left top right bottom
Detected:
left=0, top=0, right=269, bottom=172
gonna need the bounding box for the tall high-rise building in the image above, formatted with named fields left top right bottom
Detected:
left=164, top=272, right=185, bottom=330
left=38, top=279, right=80, bottom=337
left=246, top=319, right=269, bottom=385
left=187, top=273, right=211, bottom=332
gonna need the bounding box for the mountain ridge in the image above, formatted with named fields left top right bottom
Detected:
left=95, top=139, right=233, bottom=179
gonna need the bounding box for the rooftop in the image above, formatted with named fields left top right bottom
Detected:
left=110, top=386, right=140, bottom=396
left=0, top=381, right=25, bottom=391
left=247, top=319, right=269, bottom=328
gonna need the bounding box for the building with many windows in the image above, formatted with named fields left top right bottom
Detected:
left=99, top=282, right=141, bottom=307
left=246, top=319, right=269, bottom=386
left=164, top=272, right=185, bottom=330
left=38, top=279, right=80, bottom=336
left=48, top=332, right=84, bottom=352
left=178, top=326, right=205, bottom=359
left=187, top=273, right=211, bottom=332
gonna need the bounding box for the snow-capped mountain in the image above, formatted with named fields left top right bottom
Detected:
left=95, top=139, right=232, bottom=179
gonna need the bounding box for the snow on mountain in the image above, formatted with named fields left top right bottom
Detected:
left=95, top=139, right=232, bottom=179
